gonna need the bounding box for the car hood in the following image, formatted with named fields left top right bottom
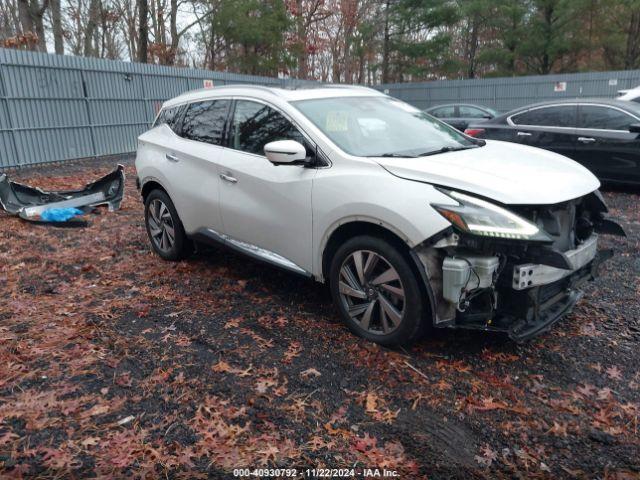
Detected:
left=374, top=140, right=600, bottom=205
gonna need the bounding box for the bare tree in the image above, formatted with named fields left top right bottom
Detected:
left=0, top=0, right=21, bottom=40
left=49, top=0, right=63, bottom=53
left=17, top=0, right=49, bottom=51
left=137, top=0, right=148, bottom=62
left=84, top=0, right=100, bottom=56
left=113, top=0, right=138, bottom=60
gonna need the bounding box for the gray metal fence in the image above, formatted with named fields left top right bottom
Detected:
left=0, top=48, right=315, bottom=170
left=376, top=70, right=640, bottom=112
left=3, top=48, right=640, bottom=170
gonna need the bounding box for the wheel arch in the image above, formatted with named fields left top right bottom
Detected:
left=320, top=218, right=438, bottom=327
left=140, top=177, right=169, bottom=201
left=320, top=219, right=410, bottom=282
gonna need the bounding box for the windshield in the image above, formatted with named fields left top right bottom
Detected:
left=292, top=96, right=476, bottom=157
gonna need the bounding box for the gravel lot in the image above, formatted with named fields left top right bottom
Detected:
left=0, top=157, right=638, bottom=479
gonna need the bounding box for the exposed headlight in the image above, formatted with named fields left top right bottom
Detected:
left=433, top=190, right=551, bottom=241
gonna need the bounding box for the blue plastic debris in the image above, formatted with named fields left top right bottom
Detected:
left=40, top=207, right=84, bottom=222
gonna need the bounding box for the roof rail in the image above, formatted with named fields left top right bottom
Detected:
left=319, top=84, right=382, bottom=93
left=175, top=84, right=285, bottom=97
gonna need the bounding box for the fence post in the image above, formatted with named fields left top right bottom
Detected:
left=80, top=69, right=98, bottom=160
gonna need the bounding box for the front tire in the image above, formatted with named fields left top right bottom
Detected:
left=144, top=189, right=192, bottom=261
left=329, top=235, right=427, bottom=346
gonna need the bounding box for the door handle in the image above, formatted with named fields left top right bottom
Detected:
left=578, top=137, right=596, bottom=143
left=166, top=153, right=179, bottom=162
left=220, top=173, right=238, bottom=184
left=516, top=131, right=532, bottom=137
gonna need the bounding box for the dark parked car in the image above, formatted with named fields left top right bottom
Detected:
left=425, top=103, right=498, bottom=131
left=465, top=99, right=640, bottom=185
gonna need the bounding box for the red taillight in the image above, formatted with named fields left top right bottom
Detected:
left=464, top=128, right=485, bottom=137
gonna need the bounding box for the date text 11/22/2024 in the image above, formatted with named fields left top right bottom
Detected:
left=233, top=468, right=400, bottom=478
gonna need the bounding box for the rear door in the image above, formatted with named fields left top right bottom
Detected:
left=167, top=99, right=231, bottom=234
left=573, top=104, right=640, bottom=184
left=507, top=104, right=578, bottom=158
left=216, top=99, right=318, bottom=274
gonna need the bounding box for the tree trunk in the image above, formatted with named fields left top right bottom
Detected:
left=137, top=0, right=148, bottom=62
left=381, top=0, right=390, bottom=84
left=17, top=0, right=34, bottom=35
left=207, top=11, right=216, bottom=70
left=466, top=15, right=479, bottom=79
left=625, top=11, right=640, bottom=69
left=168, top=0, right=178, bottom=65
left=295, top=0, right=307, bottom=79
left=18, top=0, right=48, bottom=51
left=540, top=4, right=554, bottom=74
left=50, top=0, right=63, bottom=54
left=84, top=0, right=100, bottom=56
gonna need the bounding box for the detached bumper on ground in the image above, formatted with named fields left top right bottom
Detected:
left=0, top=165, right=125, bottom=225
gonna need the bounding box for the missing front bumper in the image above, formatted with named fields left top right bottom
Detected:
left=414, top=232, right=614, bottom=341
left=463, top=248, right=610, bottom=342
left=512, top=234, right=598, bottom=290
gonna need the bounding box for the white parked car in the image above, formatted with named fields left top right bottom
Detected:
left=135, top=85, right=624, bottom=345
left=618, top=86, right=640, bottom=103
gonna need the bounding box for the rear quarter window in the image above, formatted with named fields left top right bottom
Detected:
left=153, top=105, right=184, bottom=132
left=578, top=105, right=636, bottom=130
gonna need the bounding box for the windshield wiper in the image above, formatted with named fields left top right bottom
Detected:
left=369, top=152, right=418, bottom=158
left=415, top=145, right=479, bottom=157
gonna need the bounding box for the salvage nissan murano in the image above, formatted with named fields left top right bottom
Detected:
left=135, top=85, right=624, bottom=345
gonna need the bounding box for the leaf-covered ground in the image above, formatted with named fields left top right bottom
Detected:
left=1, top=157, right=639, bottom=479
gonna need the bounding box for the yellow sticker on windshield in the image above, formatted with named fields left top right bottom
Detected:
left=326, top=111, right=348, bottom=132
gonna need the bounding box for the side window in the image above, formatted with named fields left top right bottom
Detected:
left=431, top=106, right=455, bottom=118
left=459, top=106, right=489, bottom=118
left=230, top=100, right=312, bottom=157
left=153, top=105, right=183, bottom=131
left=633, top=98, right=640, bottom=104
left=578, top=105, right=636, bottom=131
left=180, top=99, right=230, bottom=145
left=511, top=106, right=576, bottom=127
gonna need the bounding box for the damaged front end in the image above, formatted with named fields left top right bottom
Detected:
left=0, top=165, right=125, bottom=225
left=415, top=189, right=625, bottom=342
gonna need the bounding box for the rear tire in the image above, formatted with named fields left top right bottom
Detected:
left=144, top=189, right=192, bottom=261
left=329, top=235, right=427, bottom=346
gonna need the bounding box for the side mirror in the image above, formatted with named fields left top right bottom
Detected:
left=482, top=113, right=493, bottom=119
left=264, top=140, right=307, bottom=165
left=629, top=123, right=640, bottom=133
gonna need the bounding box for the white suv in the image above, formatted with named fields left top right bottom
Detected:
left=135, top=85, right=624, bottom=345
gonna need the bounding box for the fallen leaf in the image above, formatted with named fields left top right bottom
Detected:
left=606, top=366, right=623, bottom=381
left=116, top=415, right=135, bottom=426
left=365, top=392, right=378, bottom=412
left=300, top=368, right=321, bottom=379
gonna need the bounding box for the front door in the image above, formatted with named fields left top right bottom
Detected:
left=217, top=99, right=318, bottom=274
left=507, top=104, right=578, bottom=159
left=573, top=104, right=640, bottom=184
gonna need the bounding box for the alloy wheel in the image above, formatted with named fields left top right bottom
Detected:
left=338, top=250, right=406, bottom=335
left=148, top=199, right=175, bottom=253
